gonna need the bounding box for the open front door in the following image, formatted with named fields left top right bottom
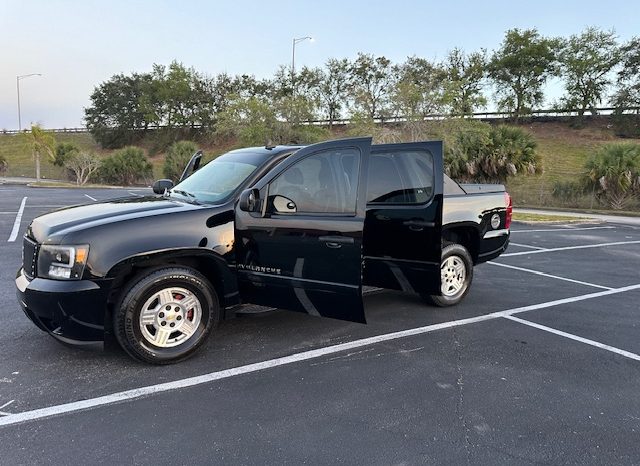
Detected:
left=234, top=138, right=371, bottom=323
left=363, top=141, right=444, bottom=295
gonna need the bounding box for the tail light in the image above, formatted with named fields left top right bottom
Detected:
left=504, top=192, right=513, bottom=229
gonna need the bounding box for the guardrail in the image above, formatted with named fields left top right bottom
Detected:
left=2, top=107, right=639, bottom=134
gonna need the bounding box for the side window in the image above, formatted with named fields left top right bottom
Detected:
left=269, top=148, right=360, bottom=214
left=444, top=174, right=466, bottom=195
left=367, top=150, right=434, bottom=204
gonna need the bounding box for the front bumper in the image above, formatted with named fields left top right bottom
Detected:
left=15, top=268, right=113, bottom=349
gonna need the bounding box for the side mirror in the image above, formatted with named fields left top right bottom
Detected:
left=152, top=179, right=174, bottom=194
left=239, top=188, right=260, bottom=212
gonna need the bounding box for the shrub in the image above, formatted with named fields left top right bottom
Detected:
left=97, top=146, right=153, bottom=186
left=52, top=143, right=79, bottom=167
left=163, top=140, right=198, bottom=182
left=0, top=154, right=7, bottom=175
left=552, top=180, right=585, bottom=207
left=584, top=143, right=640, bottom=209
left=444, top=122, right=540, bottom=183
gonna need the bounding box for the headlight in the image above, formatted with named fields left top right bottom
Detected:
left=37, top=245, right=89, bottom=280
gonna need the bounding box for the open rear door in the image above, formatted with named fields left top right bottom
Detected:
left=363, top=141, right=444, bottom=295
left=234, top=138, right=371, bottom=323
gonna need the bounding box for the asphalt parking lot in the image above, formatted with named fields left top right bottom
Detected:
left=0, top=185, right=639, bottom=465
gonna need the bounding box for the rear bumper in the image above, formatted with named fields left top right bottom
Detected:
left=15, top=268, right=113, bottom=349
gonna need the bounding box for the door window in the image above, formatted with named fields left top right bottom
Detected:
left=367, top=150, right=434, bottom=204
left=269, top=148, right=360, bottom=214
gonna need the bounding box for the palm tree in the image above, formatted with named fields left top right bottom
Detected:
left=584, top=143, right=640, bottom=209
left=24, top=125, right=55, bottom=181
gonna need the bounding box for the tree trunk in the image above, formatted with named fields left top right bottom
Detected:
left=35, top=153, right=41, bottom=181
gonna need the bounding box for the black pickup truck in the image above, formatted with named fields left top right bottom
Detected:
left=16, top=137, right=511, bottom=364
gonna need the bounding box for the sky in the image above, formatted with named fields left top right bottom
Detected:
left=1, top=0, right=639, bottom=129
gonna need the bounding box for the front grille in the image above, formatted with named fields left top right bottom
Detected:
left=22, top=236, right=39, bottom=279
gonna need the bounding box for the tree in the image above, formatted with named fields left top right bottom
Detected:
left=64, top=152, right=101, bottom=185
left=85, top=72, right=152, bottom=148
left=163, top=140, right=198, bottom=181
left=215, top=96, right=280, bottom=146
left=24, top=125, right=56, bottom=181
left=489, top=29, right=559, bottom=122
left=584, top=143, right=640, bottom=209
left=611, top=37, right=640, bottom=136
left=442, top=48, right=487, bottom=115
left=349, top=53, right=394, bottom=119
left=392, top=56, right=446, bottom=117
left=558, top=27, right=620, bottom=116
left=0, top=153, right=7, bottom=175
left=97, top=146, right=153, bottom=186
left=316, top=59, right=351, bottom=128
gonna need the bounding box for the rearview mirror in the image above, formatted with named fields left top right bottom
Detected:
left=239, top=188, right=260, bottom=212
left=152, top=179, right=174, bottom=194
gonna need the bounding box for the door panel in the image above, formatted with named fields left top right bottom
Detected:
left=363, top=142, right=443, bottom=295
left=234, top=138, right=371, bottom=323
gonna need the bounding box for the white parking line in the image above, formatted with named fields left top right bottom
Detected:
left=487, top=262, right=613, bottom=290
left=7, top=197, right=27, bottom=242
left=1, top=282, right=639, bottom=428
left=502, top=240, right=640, bottom=257
left=509, top=242, right=547, bottom=250
left=128, top=191, right=143, bottom=197
left=84, top=194, right=97, bottom=201
left=511, top=226, right=615, bottom=233
left=504, top=316, right=640, bottom=362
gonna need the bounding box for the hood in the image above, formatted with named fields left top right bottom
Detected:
left=28, top=196, right=204, bottom=243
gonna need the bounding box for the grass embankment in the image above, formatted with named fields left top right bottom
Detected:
left=505, top=120, right=640, bottom=210
left=512, top=212, right=593, bottom=223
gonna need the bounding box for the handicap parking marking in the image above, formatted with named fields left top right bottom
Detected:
left=502, top=240, right=640, bottom=257
left=1, top=281, right=639, bottom=429
left=487, top=261, right=613, bottom=290
left=504, top=315, right=640, bottom=362
left=7, top=197, right=27, bottom=242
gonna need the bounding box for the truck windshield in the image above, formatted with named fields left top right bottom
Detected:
left=170, top=151, right=264, bottom=204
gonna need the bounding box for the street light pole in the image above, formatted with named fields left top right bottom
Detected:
left=291, top=36, right=312, bottom=94
left=17, top=73, right=42, bottom=130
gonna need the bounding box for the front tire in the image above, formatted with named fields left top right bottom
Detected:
left=113, top=267, right=219, bottom=364
left=424, top=243, right=473, bottom=307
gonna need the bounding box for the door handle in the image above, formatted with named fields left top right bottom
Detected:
left=403, top=220, right=435, bottom=232
left=318, top=236, right=354, bottom=248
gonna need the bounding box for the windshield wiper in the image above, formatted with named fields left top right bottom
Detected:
left=170, top=189, right=200, bottom=203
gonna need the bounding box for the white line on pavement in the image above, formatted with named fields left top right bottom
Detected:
left=128, top=191, right=143, bottom=197
left=7, top=197, right=27, bottom=242
left=504, top=315, right=640, bottom=362
left=502, top=240, right=640, bottom=257
left=1, top=282, right=639, bottom=428
left=84, top=194, right=97, bottom=201
left=509, top=242, right=547, bottom=250
left=511, top=226, right=615, bottom=233
left=0, top=212, right=18, bottom=215
left=487, top=262, right=613, bottom=290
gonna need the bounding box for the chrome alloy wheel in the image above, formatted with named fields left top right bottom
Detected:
left=441, top=255, right=467, bottom=297
left=138, top=287, right=202, bottom=348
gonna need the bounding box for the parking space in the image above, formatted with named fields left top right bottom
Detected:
left=0, top=185, right=639, bottom=464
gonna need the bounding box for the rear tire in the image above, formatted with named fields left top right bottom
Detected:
left=423, top=243, right=473, bottom=307
left=113, top=267, right=219, bottom=364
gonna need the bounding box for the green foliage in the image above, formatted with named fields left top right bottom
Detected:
left=23, top=125, right=56, bottom=180
left=97, top=146, right=152, bottom=186
left=315, top=58, right=350, bottom=127
left=489, top=29, right=559, bottom=121
left=163, top=140, right=198, bottom=181
left=612, top=37, right=640, bottom=137
left=442, top=48, right=487, bottom=115
left=215, top=96, right=280, bottom=146
left=53, top=142, right=80, bottom=167
left=584, top=143, right=640, bottom=209
left=558, top=28, right=620, bottom=116
left=349, top=53, right=394, bottom=118
left=444, top=121, right=540, bottom=183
